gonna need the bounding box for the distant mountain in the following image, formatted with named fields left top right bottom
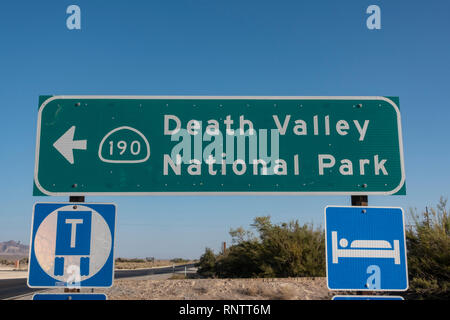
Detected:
left=0, top=240, right=29, bottom=257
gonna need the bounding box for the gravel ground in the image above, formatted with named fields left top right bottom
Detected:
left=97, top=277, right=333, bottom=300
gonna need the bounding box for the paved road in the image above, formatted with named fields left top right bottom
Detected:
left=0, top=263, right=196, bottom=300
left=0, top=278, right=43, bottom=300
left=115, top=263, right=196, bottom=279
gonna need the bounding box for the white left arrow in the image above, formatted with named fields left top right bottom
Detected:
left=53, top=126, right=87, bottom=164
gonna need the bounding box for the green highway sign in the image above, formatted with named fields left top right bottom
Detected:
left=34, top=96, right=405, bottom=196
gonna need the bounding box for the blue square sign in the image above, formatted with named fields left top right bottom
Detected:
left=28, top=203, right=116, bottom=288
left=33, top=293, right=107, bottom=300
left=332, top=295, right=404, bottom=300
left=325, top=206, right=408, bottom=291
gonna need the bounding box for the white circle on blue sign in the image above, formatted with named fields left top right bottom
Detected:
left=33, top=204, right=112, bottom=282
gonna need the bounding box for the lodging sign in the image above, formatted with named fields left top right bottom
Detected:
left=34, top=96, right=405, bottom=196
left=325, top=206, right=408, bottom=291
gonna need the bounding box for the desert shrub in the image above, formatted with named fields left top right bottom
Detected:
left=115, top=257, right=145, bottom=263
left=170, top=258, right=189, bottom=263
left=203, top=216, right=325, bottom=278
left=406, top=197, right=450, bottom=300
left=0, top=259, right=12, bottom=265
left=251, top=217, right=325, bottom=277
left=215, top=239, right=266, bottom=278
left=196, top=247, right=216, bottom=277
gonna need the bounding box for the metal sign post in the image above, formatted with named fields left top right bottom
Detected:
left=351, top=195, right=368, bottom=206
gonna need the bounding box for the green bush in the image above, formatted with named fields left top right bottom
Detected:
left=251, top=217, right=325, bottom=278
left=200, top=216, right=325, bottom=278
left=215, top=239, right=266, bottom=278
left=406, top=197, right=450, bottom=300
left=196, top=247, right=216, bottom=277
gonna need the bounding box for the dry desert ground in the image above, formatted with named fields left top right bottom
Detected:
left=96, top=277, right=333, bottom=300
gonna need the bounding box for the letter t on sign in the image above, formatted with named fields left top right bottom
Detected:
left=65, top=219, right=83, bottom=248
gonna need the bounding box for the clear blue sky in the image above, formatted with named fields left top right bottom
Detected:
left=0, top=0, right=449, bottom=259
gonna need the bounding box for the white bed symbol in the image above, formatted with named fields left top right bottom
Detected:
left=331, top=231, right=400, bottom=264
